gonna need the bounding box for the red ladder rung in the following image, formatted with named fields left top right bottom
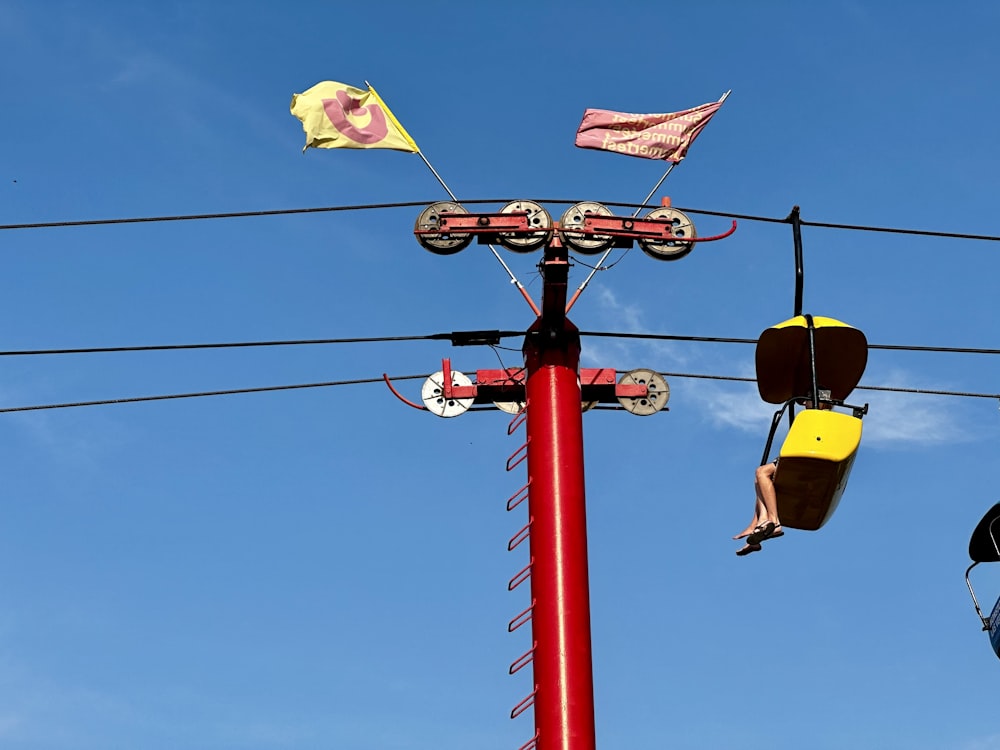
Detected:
left=509, top=642, right=536, bottom=675
left=517, top=731, right=540, bottom=750
left=508, top=558, right=533, bottom=591
left=508, top=600, right=534, bottom=632
left=510, top=686, right=537, bottom=719
left=505, top=441, right=529, bottom=472
left=506, top=481, right=531, bottom=512
left=507, top=405, right=528, bottom=435
left=507, top=517, right=532, bottom=551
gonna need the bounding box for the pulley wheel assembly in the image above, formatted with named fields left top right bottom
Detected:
left=637, top=207, right=696, bottom=261
left=559, top=201, right=615, bottom=255
left=422, top=369, right=474, bottom=417
left=498, top=200, right=552, bottom=252
left=494, top=399, right=527, bottom=415
left=415, top=201, right=473, bottom=255
left=617, top=369, right=670, bottom=415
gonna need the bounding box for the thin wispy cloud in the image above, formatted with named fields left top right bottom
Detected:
left=962, top=734, right=1000, bottom=750
left=686, top=366, right=971, bottom=449
left=582, top=285, right=688, bottom=369
left=0, top=714, right=20, bottom=738
left=858, top=389, right=964, bottom=447
left=38, top=11, right=294, bottom=152
left=594, top=285, right=645, bottom=332
left=212, top=718, right=323, bottom=746
left=689, top=380, right=775, bottom=434
left=106, top=50, right=169, bottom=88
left=691, top=386, right=958, bottom=445
left=0, top=381, right=132, bottom=472
left=583, top=293, right=973, bottom=448
left=0, top=666, right=137, bottom=747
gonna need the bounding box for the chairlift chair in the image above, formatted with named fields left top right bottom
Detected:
left=755, top=315, right=869, bottom=531
left=964, top=503, right=1000, bottom=660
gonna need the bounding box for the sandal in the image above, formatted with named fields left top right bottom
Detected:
left=747, top=522, right=778, bottom=545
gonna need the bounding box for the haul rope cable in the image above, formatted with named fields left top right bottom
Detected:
left=1, top=371, right=995, bottom=415
left=3, top=200, right=1000, bottom=243
left=0, top=331, right=997, bottom=358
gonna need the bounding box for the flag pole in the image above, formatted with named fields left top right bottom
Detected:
left=368, top=82, right=540, bottom=316
left=566, top=90, right=731, bottom=313
left=414, top=151, right=540, bottom=316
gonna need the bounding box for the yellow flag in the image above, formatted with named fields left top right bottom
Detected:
left=290, top=81, right=419, bottom=153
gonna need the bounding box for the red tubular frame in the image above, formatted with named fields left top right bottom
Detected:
left=519, top=233, right=596, bottom=750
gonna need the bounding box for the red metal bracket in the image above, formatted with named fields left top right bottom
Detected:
left=435, top=211, right=533, bottom=233
left=385, top=363, right=664, bottom=409
left=581, top=216, right=737, bottom=243
left=414, top=209, right=736, bottom=246
left=413, top=211, right=548, bottom=243
left=616, top=383, right=651, bottom=398
left=580, top=368, right=616, bottom=387
left=438, top=358, right=478, bottom=400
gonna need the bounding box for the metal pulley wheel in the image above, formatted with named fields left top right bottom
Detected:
left=576, top=375, right=599, bottom=412
left=498, top=200, right=552, bottom=252
left=498, top=399, right=597, bottom=413
left=415, top=201, right=473, bottom=255
left=497, top=398, right=595, bottom=413
left=422, top=369, right=474, bottom=417
left=637, top=207, right=696, bottom=261
left=617, top=369, right=670, bottom=415
left=494, top=399, right=526, bottom=415
left=559, top=201, right=615, bottom=255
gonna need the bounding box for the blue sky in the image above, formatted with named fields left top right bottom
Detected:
left=2, top=1, right=1000, bottom=748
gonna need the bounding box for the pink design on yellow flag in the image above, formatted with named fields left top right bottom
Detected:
left=290, top=81, right=419, bottom=153
left=574, top=100, right=723, bottom=162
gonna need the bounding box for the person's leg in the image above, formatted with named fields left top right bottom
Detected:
left=736, top=493, right=767, bottom=554
left=742, top=462, right=786, bottom=547
left=732, top=496, right=766, bottom=540
left=754, top=462, right=780, bottom=529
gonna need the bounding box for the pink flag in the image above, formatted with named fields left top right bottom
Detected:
left=574, top=100, right=723, bottom=162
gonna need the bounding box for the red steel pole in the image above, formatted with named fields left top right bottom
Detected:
left=522, top=238, right=596, bottom=750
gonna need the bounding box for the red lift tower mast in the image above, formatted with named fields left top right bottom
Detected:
left=391, top=199, right=735, bottom=750
left=521, top=231, right=595, bottom=750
